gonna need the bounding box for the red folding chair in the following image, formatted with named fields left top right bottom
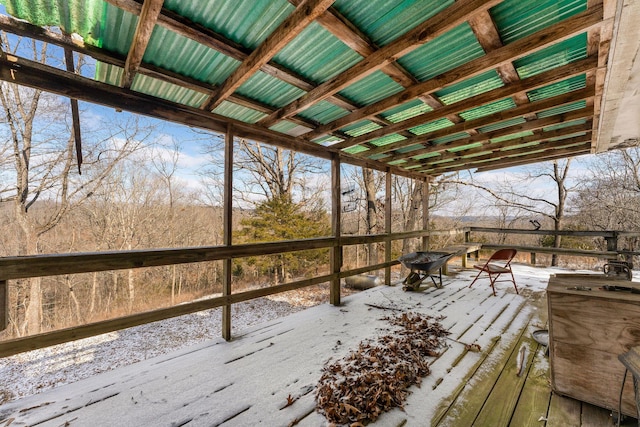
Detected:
left=469, top=249, right=518, bottom=296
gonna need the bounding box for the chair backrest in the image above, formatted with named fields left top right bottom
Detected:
left=488, top=248, right=517, bottom=262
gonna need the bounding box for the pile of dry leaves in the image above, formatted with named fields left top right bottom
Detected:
left=315, top=312, right=449, bottom=425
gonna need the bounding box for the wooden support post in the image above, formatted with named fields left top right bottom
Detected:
left=222, top=124, right=233, bottom=341
left=0, top=280, right=7, bottom=332
left=422, top=178, right=430, bottom=251
left=385, top=169, right=392, bottom=285
left=531, top=252, right=537, bottom=265
left=605, top=232, right=618, bottom=252
left=330, top=154, right=342, bottom=306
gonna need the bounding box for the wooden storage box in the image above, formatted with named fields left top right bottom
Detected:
left=548, top=274, right=640, bottom=417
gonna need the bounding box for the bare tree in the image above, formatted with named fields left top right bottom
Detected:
left=456, top=160, right=574, bottom=266
left=0, top=36, right=151, bottom=335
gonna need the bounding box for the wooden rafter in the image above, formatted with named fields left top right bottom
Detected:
left=63, top=48, right=83, bottom=174
left=200, top=0, right=336, bottom=111
left=303, top=3, right=604, bottom=142
left=121, top=0, right=164, bottom=89
left=258, top=0, right=502, bottom=127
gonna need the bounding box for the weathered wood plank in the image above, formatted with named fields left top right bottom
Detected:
left=472, top=323, right=536, bottom=426
left=581, top=401, right=615, bottom=427
left=547, top=393, right=582, bottom=427
left=121, top=0, right=163, bottom=88
left=432, top=297, right=530, bottom=425
left=509, top=341, right=552, bottom=426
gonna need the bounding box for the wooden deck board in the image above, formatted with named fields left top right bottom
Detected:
left=1, top=268, right=638, bottom=426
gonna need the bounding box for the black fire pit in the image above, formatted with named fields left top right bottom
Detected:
left=398, top=251, right=455, bottom=290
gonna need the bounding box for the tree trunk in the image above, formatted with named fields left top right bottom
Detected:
left=363, top=168, right=378, bottom=265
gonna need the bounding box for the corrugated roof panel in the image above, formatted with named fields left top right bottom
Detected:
left=369, top=134, right=406, bottom=147
left=537, top=100, right=586, bottom=118
left=269, top=121, right=312, bottom=137
left=338, top=71, right=404, bottom=106
left=547, top=132, right=587, bottom=142
left=142, top=26, right=240, bottom=86
left=543, top=118, right=587, bottom=132
left=343, top=145, right=369, bottom=154
left=313, top=135, right=344, bottom=146
left=435, top=70, right=505, bottom=105
left=100, top=4, right=137, bottom=55
left=409, top=118, right=454, bottom=136
left=388, top=159, right=407, bottom=166
left=397, top=23, right=485, bottom=82
left=479, top=117, right=527, bottom=133
left=235, top=71, right=305, bottom=108
left=514, top=33, right=587, bottom=79
left=527, top=75, right=586, bottom=102
left=297, top=101, right=350, bottom=125
left=131, top=75, right=208, bottom=107
left=341, top=120, right=382, bottom=137
left=274, top=22, right=363, bottom=84
left=397, top=143, right=427, bottom=154
left=3, top=0, right=107, bottom=45
left=460, top=98, right=517, bottom=121
left=463, top=150, right=492, bottom=158
left=164, top=0, right=292, bottom=50
left=332, top=0, right=453, bottom=46
left=491, top=0, right=587, bottom=44
left=213, top=101, right=266, bottom=124
left=368, top=153, right=390, bottom=160
left=432, top=132, right=471, bottom=145
left=448, top=142, right=483, bottom=152
left=381, top=100, right=433, bottom=123
left=95, top=61, right=122, bottom=85
left=502, top=141, right=540, bottom=151
left=412, top=152, right=440, bottom=161
left=490, top=130, right=535, bottom=143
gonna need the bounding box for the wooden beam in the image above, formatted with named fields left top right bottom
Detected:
left=330, top=153, right=342, bottom=306
left=304, top=3, right=605, bottom=140
left=384, top=168, right=392, bottom=285
left=201, top=0, right=335, bottom=111
left=121, top=0, right=164, bottom=89
left=222, top=123, right=233, bottom=341
left=258, top=0, right=502, bottom=127
left=63, top=48, right=83, bottom=174
left=333, top=56, right=597, bottom=149
left=0, top=280, right=6, bottom=332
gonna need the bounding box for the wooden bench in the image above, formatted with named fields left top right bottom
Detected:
left=435, top=243, right=482, bottom=274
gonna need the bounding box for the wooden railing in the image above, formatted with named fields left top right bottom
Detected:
left=2, top=226, right=639, bottom=358
left=0, top=229, right=440, bottom=357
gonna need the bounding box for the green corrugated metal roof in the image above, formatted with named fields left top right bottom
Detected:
left=527, top=74, right=586, bottom=102
left=397, top=23, right=486, bottom=82
left=435, top=71, right=505, bottom=105
left=514, top=33, right=588, bottom=79
left=543, top=119, right=587, bottom=132
left=0, top=0, right=603, bottom=175
left=273, top=22, right=363, bottom=84
left=409, top=118, right=454, bottom=136
left=332, top=0, right=453, bottom=47
left=164, top=0, right=292, bottom=50
left=537, top=100, right=586, bottom=118
left=491, top=0, right=587, bottom=44
left=460, top=98, right=517, bottom=122
left=381, top=100, right=433, bottom=124
left=337, top=70, right=404, bottom=106
left=4, top=0, right=106, bottom=45
left=490, top=131, right=535, bottom=143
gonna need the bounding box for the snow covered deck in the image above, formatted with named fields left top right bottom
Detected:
left=0, top=265, right=635, bottom=426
